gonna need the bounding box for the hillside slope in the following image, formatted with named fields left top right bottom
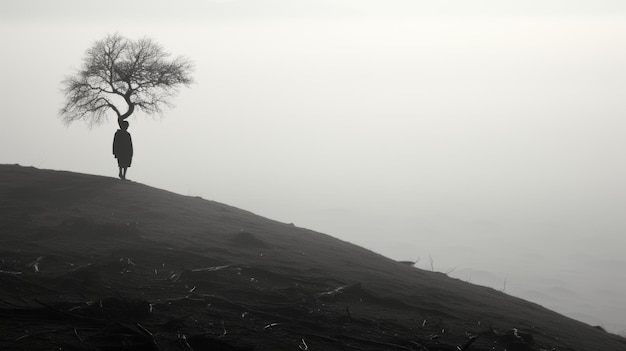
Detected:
left=1, top=164, right=624, bottom=350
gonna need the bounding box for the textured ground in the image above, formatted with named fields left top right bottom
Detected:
left=1, top=165, right=625, bottom=350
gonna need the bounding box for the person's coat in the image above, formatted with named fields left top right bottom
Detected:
left=113, top=129, right=133, bottom=160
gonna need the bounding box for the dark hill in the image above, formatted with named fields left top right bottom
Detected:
left=1, top=164, right=624, bottom=350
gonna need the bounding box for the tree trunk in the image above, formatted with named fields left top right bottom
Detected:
left=117, top=102, right=135, bottom=128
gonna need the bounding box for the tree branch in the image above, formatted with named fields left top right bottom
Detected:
left=60, top=33, right=194, bottom=127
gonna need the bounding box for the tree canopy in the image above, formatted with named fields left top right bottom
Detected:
left=60, top=34, right=193, bottom=128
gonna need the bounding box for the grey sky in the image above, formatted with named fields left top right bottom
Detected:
left=1, top=0, right=625, bottom=333
left=4, top=0, right=626, bottom=21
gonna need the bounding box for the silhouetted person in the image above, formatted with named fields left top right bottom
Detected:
left=113, top=121, right=133, bottom=180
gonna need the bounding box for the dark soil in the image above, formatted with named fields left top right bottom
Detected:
left=1, top=165, right=625, bottom=350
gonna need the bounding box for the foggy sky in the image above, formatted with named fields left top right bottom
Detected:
left=1, top=0, right=625, bottom=332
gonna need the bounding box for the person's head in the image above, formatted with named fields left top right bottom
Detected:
left=121, top=121, right=129, bottom=130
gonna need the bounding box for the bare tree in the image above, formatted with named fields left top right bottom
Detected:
left=60, top=33, right=193, bottom=128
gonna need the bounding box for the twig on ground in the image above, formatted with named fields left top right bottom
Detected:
left=0, top=269, right=22, bottom=275
left=27, top=256, right=44, bottom=272
left=220, top=321, right=227, bottom=338
left=177, top=332, right=193, bottom=350
left=73, top=327, right=88, bottom=346
left=191, top=265, right=232, bottom=272
left=136, top=321, right=158, bottom=348
left=459, top=335, right=477, bottom=351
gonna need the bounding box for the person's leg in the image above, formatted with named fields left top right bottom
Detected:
left=118, top=167, right=123, bottom=179
left=122, top=167, right=128, bottom=180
